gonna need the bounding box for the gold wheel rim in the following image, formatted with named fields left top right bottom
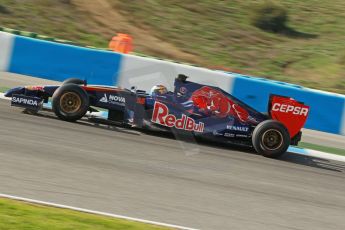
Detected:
left=261, top=129, right=283, bottom=151
left=60, top=92, right=82, bottom=113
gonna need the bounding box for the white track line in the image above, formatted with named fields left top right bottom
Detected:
left=306, top=149, right=345, bottom=162
left=288, top=147, right=345, bottom=162
left=342, top=101, right=345, bottom=135
left=0, top=92, right=8, bottom=100
left=0, top=193, right=198, bottom=230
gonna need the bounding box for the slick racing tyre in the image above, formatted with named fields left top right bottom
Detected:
left=52, top=84, right=89, bottom=122
left=252, top=120, right=290, bottom=158
left=62, top=78, right=86, bottom=85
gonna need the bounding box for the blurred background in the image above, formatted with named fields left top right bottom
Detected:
left=0, top=0, right=344, bottom=94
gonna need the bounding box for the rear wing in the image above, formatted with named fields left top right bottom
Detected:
left=268, top=94, right=310, bottom=138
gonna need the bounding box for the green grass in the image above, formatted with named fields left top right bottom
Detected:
left=0, top=0, right=345, bottom=94
left=0, top=86, right=10, bottom=92
left=114, top=0, right=345, bottom=94
left=0, top=198, right=172, bottom=230
left=0, top=0, right=108, bottom=47
left=300, top=142, right=345, bottom=156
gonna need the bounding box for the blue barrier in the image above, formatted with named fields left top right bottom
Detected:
left=8, top=36, right=122, bottom=86
left=231, top=73, right=345, bottom=134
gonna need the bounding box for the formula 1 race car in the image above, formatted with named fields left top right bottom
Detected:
left=4, top=74, right=310, bottom=158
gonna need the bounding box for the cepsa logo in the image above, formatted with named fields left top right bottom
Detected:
left=151, top=101, right=204, bottom=133
left=272, top=103, right=309, bottom=116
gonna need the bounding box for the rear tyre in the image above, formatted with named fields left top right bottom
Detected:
left=252, top=120, right=290, bottom=158
left=52, top=84, right=89, bottom=122
left=62, top=78, right=86, bottom=85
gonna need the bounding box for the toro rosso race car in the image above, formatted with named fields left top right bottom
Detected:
left=4, top=74, right=310, bottom=158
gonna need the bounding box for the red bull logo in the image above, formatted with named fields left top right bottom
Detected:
left=151, top=101, right=204, bottom=133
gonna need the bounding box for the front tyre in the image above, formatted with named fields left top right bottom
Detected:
left=252, top=120, right=290, bottom=158
left=52, top=84, right=89, bottom=122
left=62, top=78, right=86, bottom=85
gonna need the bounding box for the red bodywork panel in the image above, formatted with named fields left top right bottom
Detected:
left=269, top=95, right=310, bottom=138
left=81, top=86, right=123, bottom=92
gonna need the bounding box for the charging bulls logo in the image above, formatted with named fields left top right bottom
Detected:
left=190, top=86, right=249, bottom=122
left=151, top=102, right=204, bottom=133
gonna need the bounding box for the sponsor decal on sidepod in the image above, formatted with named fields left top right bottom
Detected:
left=226, top=125, right=249, bottom=132
left=151, top=101, right=204, bottom=133
left=224, top=133, right=235, bottom=138
left=99, top=94, right=126, bottom=105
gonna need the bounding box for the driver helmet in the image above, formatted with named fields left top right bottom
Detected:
left=150, top=84, right=168, bottom=96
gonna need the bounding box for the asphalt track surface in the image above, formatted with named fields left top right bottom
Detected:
left=1, top=99, right=345, bottom=230
left=1, top=72, right=345, bottom=229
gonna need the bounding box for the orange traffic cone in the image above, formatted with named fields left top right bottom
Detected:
left=109, top=33, right=133, bottom=54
